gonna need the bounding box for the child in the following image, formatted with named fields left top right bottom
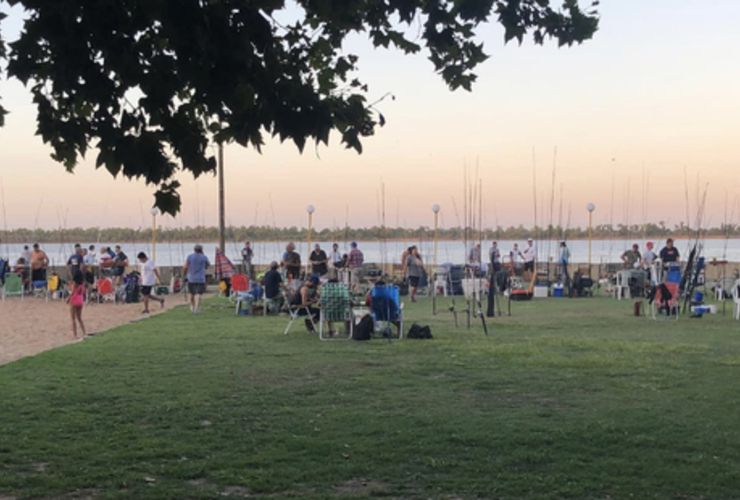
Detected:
left=68, top=273, right=87, bottom=338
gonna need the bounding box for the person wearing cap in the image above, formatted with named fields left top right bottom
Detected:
left=290, top=274, right=321, bottom=332
left=659, top=238, right=680, bottom=263
left=183, top=244, right=210, bottom=314
left=30, top=243, right=49, bottom=282
left=520, top=238, right=537, bottom=274
left=642, top=242, right=656, bottom=268
left=621, top=244, right=641, bottom=269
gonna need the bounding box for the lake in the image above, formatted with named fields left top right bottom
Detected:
left=2, top=238, right=739, bottom=268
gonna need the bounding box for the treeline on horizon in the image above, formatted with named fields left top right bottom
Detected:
left=1, top=222, right=737, bottom=244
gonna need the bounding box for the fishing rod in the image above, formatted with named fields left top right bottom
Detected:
left=682, top=183, right=709, bottom=314
left=1, top=177, right=10, bottom=259
left=475, top=176, right=488, bottom=335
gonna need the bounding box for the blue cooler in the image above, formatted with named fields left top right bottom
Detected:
left=553, top=286, right=564, bottom=297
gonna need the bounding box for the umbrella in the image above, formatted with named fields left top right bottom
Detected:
left=214, top=248, right=236, bottom=281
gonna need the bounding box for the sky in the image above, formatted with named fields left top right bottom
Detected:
left=0, top=0, right=738, bottom=232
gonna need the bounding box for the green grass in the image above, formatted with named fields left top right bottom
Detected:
left=2, top=295, right=740, bottom=499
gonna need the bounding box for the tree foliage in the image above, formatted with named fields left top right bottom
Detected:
left=0, top=0, right=599, bottom=214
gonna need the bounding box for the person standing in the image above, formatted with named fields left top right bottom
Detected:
left=112, top=245, right=129, bottom=285
left=621, top=244, right=641, bottom=269
left=30, top=243, right=49, bottom=282
left=240, top=241, right=254, bottom=279
left=404, top=246, right=424, bottom=302
left=183, top=244, right=210, bottom=314
left=468, top=244, right=482, bottom=266
left=520, top=238, right=537, bottom=274
left=21, top=245, right=31, bottom=265
left=66, top=246, right=85, bottom=280
left=558, top=241, right=571, bottom=291
left=138, top=252, right=165, bottom=314
left=347, top=242, right=364, bottom=291
left=282, top=242, right=302, bottom=281
left=67, top=273, right=87, bottom=339
left=329, top=243, right=343, bottom=268
left=489, top=241, right=501, bottom=273
left=309, top=244, right=328, bottom=277
left=659, top=238, right=680, bottom=263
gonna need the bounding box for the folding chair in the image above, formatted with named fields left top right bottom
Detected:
left=2, top=273, right=24, bottom=300
left=319, top=283, right=353, bottom=341
left=97, top=277, right=117, bottom=303
left=32, top=278, right=48, bottom=301
left=230, top=274, right=249, bottom=300
left=370, top=284, right=404, bottom=339
left=652, top=282, right=679, bottom=320
left=284, top=290, right=316, bottom=335
left=732, top=279, right=740, bottom=320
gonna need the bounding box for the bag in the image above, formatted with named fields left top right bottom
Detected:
left=407, top=323, right=433, bottom=339
left=352, top=314, right=374, bottom=341
left=71, top=286, right=84, bottom=307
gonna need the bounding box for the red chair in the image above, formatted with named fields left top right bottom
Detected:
left=651, top=282, right=679, bottom=320
left=231, top=274, right=249, bottom=296
left=98, top=277, right=116, bottom=303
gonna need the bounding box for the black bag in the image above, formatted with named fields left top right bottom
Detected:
left=407, top=323, right=433, bottom=339
left=352, top=314, right=374, bottom=341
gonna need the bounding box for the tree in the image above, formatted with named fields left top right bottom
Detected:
left=0, top=0, right=599, bottom=214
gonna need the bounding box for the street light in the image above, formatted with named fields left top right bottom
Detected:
left=150, top=206, right=160, bottom=262
left=587, top=203, right=595, bottom=276
left=306, top=205, right=315, bottom=276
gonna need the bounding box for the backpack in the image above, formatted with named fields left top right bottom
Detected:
left=407, top=323, right=433, bottom=339
left=352, top=314, right=374, bottom=341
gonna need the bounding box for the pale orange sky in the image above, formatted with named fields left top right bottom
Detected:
left=0, top=0, right=738, bottom=232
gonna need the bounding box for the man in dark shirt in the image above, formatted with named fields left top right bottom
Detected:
left=240, top=241, right=254, bottom=279
left=309, top=244, right=328, bottom=276
left=282, top=242, right=301, bottom=280
left=113, top=245, right=129, bottom=284
left=264, top=262, right=284, bottom=299
left=66, top=247, right=85, bottom=279
left=659, top=238, right=680, bottom=263
left=263, top=261, right=285, bottom=313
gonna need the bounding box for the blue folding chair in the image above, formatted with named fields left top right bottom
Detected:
left=370, top=285, right=404, bottom=340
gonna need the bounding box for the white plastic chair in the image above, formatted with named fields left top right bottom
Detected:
left=614, top=270, right=631, bottom=300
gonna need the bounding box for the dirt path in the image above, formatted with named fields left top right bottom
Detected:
left=0, top=295, right=184, bottom=366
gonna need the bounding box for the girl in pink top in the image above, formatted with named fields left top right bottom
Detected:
left=67, top=273, right=87, bottom=338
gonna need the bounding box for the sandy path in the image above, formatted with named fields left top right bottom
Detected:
left=0, top=295, right=185, bottom=366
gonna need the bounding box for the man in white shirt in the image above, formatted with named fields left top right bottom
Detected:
left=137, top=252, right=165, bottom=314
left=520, top=238, right=537, bottom=274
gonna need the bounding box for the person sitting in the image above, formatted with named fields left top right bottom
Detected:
left=263, top=261, right=286, bottom=313
left=621, top=244, right=641, bottom=269
left=290, top=274, right=321, bottom=332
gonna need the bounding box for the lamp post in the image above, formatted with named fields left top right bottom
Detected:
left=150, top=206, right=160, bottom=262
left=432, top=204, right=441, bottom=314
left=587, top=203, right=595, bottom=276
left=306, top=205, right=315, bottom=276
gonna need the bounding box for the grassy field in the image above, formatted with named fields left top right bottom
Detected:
left=2, top=294, right=740, bottom=499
